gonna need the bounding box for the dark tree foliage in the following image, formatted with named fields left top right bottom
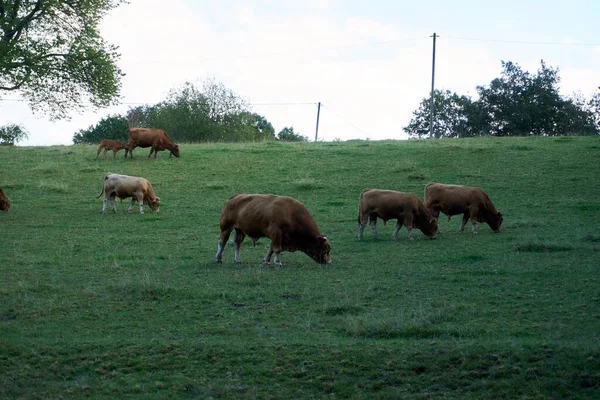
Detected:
left=404, top=60, right=599, bottom=138
left=0, top=123, right=28, bottom=145
left=277, top=127, right=307, bottom=142
left=0, top=0, right=125, bottom=120
left=403, top=90, right=487, bottom=139
left=72, top=115, right=128, bottom=144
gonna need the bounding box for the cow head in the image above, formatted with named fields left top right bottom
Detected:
left=488, top=212, right=503, bottom=232
left=170, top=144, right=180, bottom=158
left=0, top=198, right=10, bottom=212
left=147, top=197, right=160, bottom=213
left=420, top=209, right=439, bottom=238
left=308, top=235, right=331, bottom=264
left=425, top=217, right=439, bottom=238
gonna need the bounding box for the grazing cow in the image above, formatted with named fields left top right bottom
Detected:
left=96, top=139, right=128, bottom=160
left=215, top=194, right=332, bottom=267
left=424, top=182, right=503, bottom=234
left=0, top=187, right=10, bottom=212
left=96, top=173, right=160, bottom=214
left=125, top=128, right=180, bottom=159
left=358, top=189, right=438, bottom=240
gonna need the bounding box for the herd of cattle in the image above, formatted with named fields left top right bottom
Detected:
left=2, top=127, right=504, bottom=267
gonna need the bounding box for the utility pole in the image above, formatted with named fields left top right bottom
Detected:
left=314, top=102, right=321, bottom=141
left=430, top=32, right=437, bottom=139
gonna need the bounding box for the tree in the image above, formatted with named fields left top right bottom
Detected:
left=0, top=124, right=28, bottom=145
left=588, top=89, right=600, bottom=132
left=277, top=127, right=307, bottom=142
left=403, top=90, right=487, bottom=139
left=72, top=115, right=128, bottom=144
left=405, top=60, right=599, bottom=138
left=121, top=80, right=275, bottom=142
left=0, top=0, right=125, bottom=119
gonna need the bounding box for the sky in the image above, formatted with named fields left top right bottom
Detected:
left=2, top=0, right=600, bottom=145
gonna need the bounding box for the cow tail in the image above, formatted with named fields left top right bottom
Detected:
left=358, top=189, right=367, bottom=225
left=96, top=173, right=109, bottom=199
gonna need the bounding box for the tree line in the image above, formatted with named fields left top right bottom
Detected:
left=404, top=60, right=600, bottom=138
left=72, top=78, right=308, bottom=144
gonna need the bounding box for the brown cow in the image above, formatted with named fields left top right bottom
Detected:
left=96, top=139, right=128, bottom=160
left=215, top=194, right=331, bottom=267
left=125, top=128, right=180, bottom=159
left=0, top=187, right=10, bottom=212
left=96, top=173, right=160, bottom=214
left=424, top=182, right=503, bottom=234
left=358, top=189, right=438, bottom=240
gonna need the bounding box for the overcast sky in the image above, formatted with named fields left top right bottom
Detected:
left=2, top=0, right=599, bottom=145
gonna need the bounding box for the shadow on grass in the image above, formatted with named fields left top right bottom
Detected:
left=514, top=240, right=574, bottom=253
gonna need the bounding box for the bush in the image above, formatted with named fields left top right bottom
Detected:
left=0, top=124, right=29, bottom=145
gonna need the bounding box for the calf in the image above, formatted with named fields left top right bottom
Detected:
left=358, top=189, right=438, bottom=240
left=96, top=139, right=128, bottom=160
left=215, top=194, right=331, bottom=267
left=96, top=173, right=160, bottom=214
left=424, top=182, right=503, bottom=234
left=0, top=187, right=10, bottom=212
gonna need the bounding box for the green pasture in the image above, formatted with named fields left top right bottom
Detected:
left=1, top=137, right=599, bottom=399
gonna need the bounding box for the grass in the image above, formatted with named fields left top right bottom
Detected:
left=1, top=136, right=599, bottom=399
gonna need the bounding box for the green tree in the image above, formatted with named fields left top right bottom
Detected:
left=277, top=127, right=307, bottom=142
left=588, top=89, right=600, bottom=132
left=405, top=61, right=598, bottom=138
left=124, top=80, right=275, bottom=142
left=403, top=90, right=487, bottom=139
left=72, top=115, right=128, bottom=144
left=0, top=0, right=125, bottom=119
left=0, top=123, right=28, bottom=145
left=476, top=60, right=596, bottom=136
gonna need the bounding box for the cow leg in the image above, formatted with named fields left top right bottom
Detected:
left=460, top=213, right=469, bottom=233
left=110, top=195, right=117, bottom=213
left=263, top=244, right=274, bottom=265
left=233, top=229, right=246, bottom=264
left=469, top=206, right=479, bottom=234
left=112, top=150, right=117, bottom=159
left=357, top=213, right=369, bottom=240
left=369, top=215, right=379, bottom=239
left=403, top=214, right=415, bottom=240
left=104, top=149, right=109, bottom=160
left=215, top=227, right=233, bottom=263
left=271, top=233, right=284, bottom=267
left=128, top=198, right=135, bottom=214
left=393, top=220, right=403, bottom=240
left=137, top=194, right=145, bottom=214
left=147, top=148, right=154, bottom=159
left=96, top=146, right=103, bottom=159
left=102, top=197, right=108, bottom=213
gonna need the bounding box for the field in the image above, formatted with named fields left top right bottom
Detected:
left=1, top=137, right=599, bottom=399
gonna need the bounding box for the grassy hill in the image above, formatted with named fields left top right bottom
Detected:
left=1, top=137, right=599, bottom=398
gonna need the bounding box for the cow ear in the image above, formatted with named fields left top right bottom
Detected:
left=154, top=197, right=160, bottom=203
left=317, top=235, right=328, bottom=242
left=497, top=212, right=503, bottom=217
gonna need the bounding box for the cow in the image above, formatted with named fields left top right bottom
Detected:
left=215, top=194, right=331, bottom=267
left=96, top=139, right=128, bottom=160
left=96, top=173, right=160, bottom=214
left=358, top=189, right=438, bottom=240
left=0, top=187, right=10, bottom=212
left=424, top=182, right=503, bottom=234
left=125, top=128, right=180, bottom=159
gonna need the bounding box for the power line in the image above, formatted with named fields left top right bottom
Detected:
left=445, top=35, right=600, bottom=47
left=321, top=104, right=371, bottom=138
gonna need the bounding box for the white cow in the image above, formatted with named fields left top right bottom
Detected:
left=96, top=173, right=160, bottom=214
